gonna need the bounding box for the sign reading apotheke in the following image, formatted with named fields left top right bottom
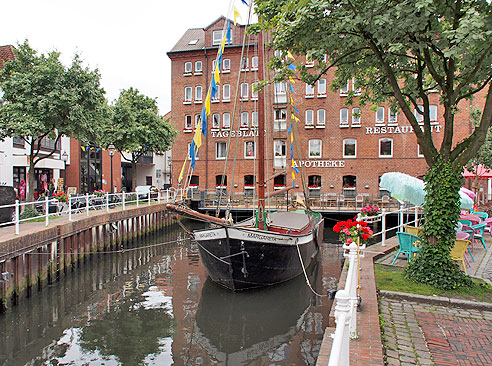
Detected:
left=294, top=160, right=345, bottom=168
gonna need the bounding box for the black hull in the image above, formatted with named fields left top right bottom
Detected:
left=194, top=217, right=324, bottom=291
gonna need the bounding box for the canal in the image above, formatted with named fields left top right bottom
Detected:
left=0, top=220, right=343, bottom=366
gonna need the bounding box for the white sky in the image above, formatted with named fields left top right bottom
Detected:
left=0, top=0, right=251, bottom=114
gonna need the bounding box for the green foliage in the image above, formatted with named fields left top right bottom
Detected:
left=405, top=159, right=472, bottom=289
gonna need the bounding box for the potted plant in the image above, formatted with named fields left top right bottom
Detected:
left=333, top=218, right=373, bottom=245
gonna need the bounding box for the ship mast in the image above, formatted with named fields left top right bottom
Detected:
left=256, top=29, right=266, bottom=229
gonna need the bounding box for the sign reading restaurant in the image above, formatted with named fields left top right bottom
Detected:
left=365, top=124, right=442, bottom=135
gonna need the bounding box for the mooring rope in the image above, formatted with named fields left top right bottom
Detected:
left=296, top=243, right=327, bottom=297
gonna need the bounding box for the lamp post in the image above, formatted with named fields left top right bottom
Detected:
left=61, top=151, right=68, bottom=192
left=108, top=144, right=115, bottom=193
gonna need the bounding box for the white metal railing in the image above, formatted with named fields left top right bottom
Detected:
left=328, top=203, right=421, bottom=366
left=0, top=188, right=185, bottom=235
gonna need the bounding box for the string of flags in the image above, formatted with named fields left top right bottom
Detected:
left=179, top=0, right=251, bottom=184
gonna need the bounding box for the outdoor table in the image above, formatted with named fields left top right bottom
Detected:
left=456, top=231, right=470, bottom=240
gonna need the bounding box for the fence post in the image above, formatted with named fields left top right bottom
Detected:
left=148, top=191, right=151, bottom=205
left=399, top=204, right=404, bottom=231
left=122, top=192, right=126, bottom=211
left=328, top=289, right=351, bottom=366
left=137, top=192, right=139, bottom=208
left=86, top=193, right=90, bottom=216
left=106, top=193, right=109, bottom=213
left=15, top=200, right=20, bottom=235
left=158, top=191, right=161, bottom=204
left=45, top=196, right=49, bottom=226
left=381, top=209, right=387, bottom=246
left=69, top=195, right=73, bottom=221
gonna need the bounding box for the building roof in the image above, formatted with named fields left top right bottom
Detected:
left=168, top=28, right=206, bottom=53
left=0, top=45, right=15, bottom=69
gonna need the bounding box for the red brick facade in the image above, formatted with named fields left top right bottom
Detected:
left=167, top=17, right=474, bottom=197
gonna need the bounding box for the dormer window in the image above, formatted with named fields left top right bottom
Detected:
left=212, top=30, right=232, bottom=46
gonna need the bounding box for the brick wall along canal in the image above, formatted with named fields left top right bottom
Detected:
left=0, top=221, right=343, bottom=366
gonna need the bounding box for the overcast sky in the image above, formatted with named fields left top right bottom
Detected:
left=0, top=0, right=251, bottom=114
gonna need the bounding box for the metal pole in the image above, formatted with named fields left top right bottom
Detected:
left=106, top=192, right=109, bottom=213
left=381, top=209, right=387, bottom=246
left=15, top=200, right=20, bottom=235
left=86, top=193, right=89, bottom=216
left=69, top=195, right=73, bottom=221
left=110, top=154, right=114, bottom=194
left=122, top=191, right=125, bottom=211
left=45, top=196, right=49, bottom=226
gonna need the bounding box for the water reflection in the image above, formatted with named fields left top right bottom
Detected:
left=0, top=222, right=342, bottom=366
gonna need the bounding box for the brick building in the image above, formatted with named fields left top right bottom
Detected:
left=167, top=17, right=474, bottom=200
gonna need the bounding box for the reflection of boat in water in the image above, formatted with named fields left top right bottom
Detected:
left=194, top=261, right=319, bottom=365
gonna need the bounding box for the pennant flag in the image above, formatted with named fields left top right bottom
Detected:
left=241, top=0, right=248, bottom=5
left=287, top=124, right=292, bottom=134
left=233, top=6, right=241, bottom=25
left=288, top=64, right=296, bottom=70
left=292, top=105, right=300, bottom=114
left=287, top=51, right=295, bottom=60
left=178, top=157, right=188, bottom=183
left=289, top=84, right=296, bottom=93
left=290, top=96, right=294, bottom=105
left=214, top=63, right=220, bottom=85
left=205, top=90, right=211, bottom=115
left=289, top=76, right=295, bottom=84
left=292, top=171, right=296, bottom=180
left=201, top=108, right=207, bottom=135
left=190, top=141, right=196, bottom=171
left=193, top=121, right=202, bottom=148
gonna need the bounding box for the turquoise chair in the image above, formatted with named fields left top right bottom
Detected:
left=472, top=211, right=488, bottom=220
left=471, top=223, right=487, bottom=249
left=392, top=232, right=421, bottom=264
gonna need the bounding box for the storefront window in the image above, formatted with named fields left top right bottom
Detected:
left=80, top=145, right=102, bottom=194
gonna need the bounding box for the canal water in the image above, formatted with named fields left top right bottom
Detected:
left=0, top=220, right=343, bottom=366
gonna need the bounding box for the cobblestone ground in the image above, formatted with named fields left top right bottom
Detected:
left=379, top=298, right=492, bottom=366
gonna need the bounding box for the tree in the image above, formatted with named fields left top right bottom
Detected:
left=0, top=41, right=107, bottom=201
left=107, top=88, right=176, bottom=191
left=255, top=0, right=492, bottom=289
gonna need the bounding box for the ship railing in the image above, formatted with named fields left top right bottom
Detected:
left=1, top=188, right=185, bottom=235
left=328, top=204, right=421, bottom=366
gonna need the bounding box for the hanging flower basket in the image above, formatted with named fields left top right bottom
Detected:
left=333, top=219, right=374, bottom=245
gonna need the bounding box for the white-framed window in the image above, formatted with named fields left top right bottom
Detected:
left=184, top=114, right=192, bottom=130
left=251, top=56, right=259, bottom=70
left=251, top=82, right=258, bottom=100
left=352, top=78, right=361, bottom=95
left=340, top=108, right=349, bottom=125
left=212, top=60, right=217, bottom=73
left=240, top=83, right=248, bottom=100
left=222, top=112, right=231, bottom=128
left=195, top=86, right=202, bottom=103
left=376, top=107, right=385, bottom=124
left=212, top=113, right=220, bottom=129
left=379, top=138, right=393, bottom=158
left=305, top=109, right=314, bottom=126
left=241, top=57, right=249, bottom=71
left=415, top=105, right=424, bottom=123
left=213, top=30, right=231, bottom=45
left=388, top=108, right=398, bottom=124
left=309, top=139, right=322, bottom=158
left=305, top=83, right=314, bottom=98
left=188, top=143, right=199, bottom=159
left=211, top=86, right=220, bottom=102
left=352, top=108, right=361, bottom=125
left=274, top=139, right=286, bottom=157
left=194, top=114, right=201, bottom=128
left=340, top=81, right=349, bottom=95
left=317, top=109, right=326, bottom=126
left=240, top=112, right=249, bottom=128
left=430, top=105, right=438, bottom=122
left=184, top=87, right=192, bottom=103
left=222, top=58, right=231, bottom=72
left=184, top=62, right=192, bottom=74
left=194, top=61, right=202, bottom=74
left=417, top=144, right=424, bottom=158
left=317, top=79, right=326, bottom=97
left=223, top=84, right=231, bottom=101
left=343, top=138, right=357, bottom=158
left=305, top=53, right=314, bottom=67
left=216, top=141, right=227, bottom=159
left=252, top=111, right=258, bottom=127
left=245, top=141, right=255, bottom=158
left=274, top=108, right=287, bottom=131
left=274, top=82, right=287, bottom=104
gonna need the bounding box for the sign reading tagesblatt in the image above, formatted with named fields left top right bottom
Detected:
left=211, top=129, right=259, bottom=138
left=365, top=124, right=442, bottom=135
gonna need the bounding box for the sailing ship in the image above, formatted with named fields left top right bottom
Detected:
left=168, top=6, right=324, bottom=291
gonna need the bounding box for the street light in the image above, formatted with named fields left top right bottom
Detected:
left=108, top=144, right=115, bottom=193
left=61, top=151, right=68, bottom=192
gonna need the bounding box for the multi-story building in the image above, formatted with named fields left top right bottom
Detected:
left=167, top=17, right=476, bottom=202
